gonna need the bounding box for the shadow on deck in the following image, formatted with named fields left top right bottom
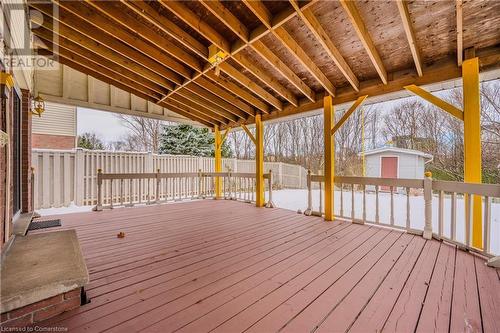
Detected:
left=32, top=200, right=499, bottom=332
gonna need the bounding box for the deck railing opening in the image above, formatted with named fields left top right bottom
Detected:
left=304, top=170, right=500, bottom=257
left=94, top=170, right=274, bottom=211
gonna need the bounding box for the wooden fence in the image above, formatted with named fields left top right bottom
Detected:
left=31, top=148, right=307, bottom=209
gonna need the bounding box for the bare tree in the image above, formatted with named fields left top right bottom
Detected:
left=115, top=114, right=165, bottom=153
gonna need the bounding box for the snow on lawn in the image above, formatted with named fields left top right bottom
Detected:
left=267, top=189, right=500, bottom=255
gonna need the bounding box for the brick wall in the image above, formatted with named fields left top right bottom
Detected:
left=32, top=133, right=76, bottom=150
left=0, top=288, right=82, bottom=328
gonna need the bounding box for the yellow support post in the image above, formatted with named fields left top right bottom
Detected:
left=462, top=57, right=482, bottom=249
left=255, top=114, right=265, bottom=207
left=324, top=95, right=335, bottom=221
left=214, top=125, right=222, bottom=199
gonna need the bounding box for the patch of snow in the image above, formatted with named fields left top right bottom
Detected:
left=36, top=202, right=93, bottom=216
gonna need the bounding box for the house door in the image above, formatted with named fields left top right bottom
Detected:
left=381, top=157, right=398, bottom=191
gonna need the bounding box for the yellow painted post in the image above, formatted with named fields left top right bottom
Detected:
left=462, top=57, right=482, bottom=249
left=255, top=114, right=265, bottom=207
left=324, top=95, right=335, bottom=221
left=214, top=125, right=222, bottom=199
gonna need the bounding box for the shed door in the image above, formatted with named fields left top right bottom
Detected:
left=381, top=157, right=398, bottom=191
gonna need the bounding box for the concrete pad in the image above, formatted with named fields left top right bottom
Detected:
left=1, top=230, right=89, bottom=313
left=12, top=212, right=33, bottom=236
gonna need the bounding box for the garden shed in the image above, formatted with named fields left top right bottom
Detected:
left=364, top=147, right=433, bottom=179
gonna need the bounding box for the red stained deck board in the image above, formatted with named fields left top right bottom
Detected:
left=31, top=200, right=499, bottom=332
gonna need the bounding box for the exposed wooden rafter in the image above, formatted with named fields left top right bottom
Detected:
left=396, top=0, right=423, bottom=76
left=456, top=0, right=463, bottom=66
left=339, top=0, right=388, bottom=84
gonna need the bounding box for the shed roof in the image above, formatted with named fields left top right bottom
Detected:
left=363, top=147, right=433, bottom=160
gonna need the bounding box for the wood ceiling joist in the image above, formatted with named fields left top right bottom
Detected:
left=165, top=95, right=229, bottom=125
left=289, top=0, right=359, bottom=92
left=55, top=0, right=193, bottom=81
left=456, top=0, right=463, bottom=66
left=183, top=83, right=249, bottom=120
left=121, top=0, right=208, bottom=59
left=30, top=10, right=175, bottom=90
left=251, top=40, right=315, bottom=102
left=195, top=77, right=255, bottom=117
left=231, top=53, right=298, bottom=107
left=339, top=0, right=388, bottom=85
left=38, top=49, right=162, bottom=103
left=34, top=31, right=169, bottom=97
left=219, top=62, right=283, bottom=111
left=176, top=90, right=239, bottom=123
left=34, top=2, right=185, bottom=86
left=396, top=0, right=423, bottom=77
left=159, top=0, right=231, bottom=53
left=162, top=99, right=222, bottom=127
left=199, top=0, right=249, bottom=43
left=204, top=71, right=271, bottom=114
left=84, top=0, right=201, bottom=75
left=241, top=0, right=273, bottom=29
left=273, top=27, right=336, bottom=96
left=161, top=0, right=294, bottom=110
left=159, top=102, right=216, bottom=128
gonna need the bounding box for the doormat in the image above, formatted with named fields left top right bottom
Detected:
left=28, top=219, right=62, bottom=231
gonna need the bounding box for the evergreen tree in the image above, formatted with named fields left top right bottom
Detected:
left=159, top=124, right=232, bottom=157
left=77, top=132, right=105, bottom=150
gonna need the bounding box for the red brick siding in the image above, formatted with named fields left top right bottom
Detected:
left=32, top=133, right=76, bottom=150
left=0, top=288, right=82, bottom=328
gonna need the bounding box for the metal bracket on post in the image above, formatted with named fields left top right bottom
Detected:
left=423, top=172, right=433, bottom=239
left=265, top=170, right=275, bottom=208
left=93, top=169, right=103, bottom=211
left=304, top=170, right=313, bottom=216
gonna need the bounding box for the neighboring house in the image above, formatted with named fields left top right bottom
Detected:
left=364, top=147, right=433, bottom=180
left=32, top=102, right=77, bottom=149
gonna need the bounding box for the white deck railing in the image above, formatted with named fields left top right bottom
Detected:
left=94, top=170, right=274, bottom=210
left=304, top=171, right=500, bottom=257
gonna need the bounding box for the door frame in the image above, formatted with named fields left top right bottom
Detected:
left=379, top=155, right=399, bottom=178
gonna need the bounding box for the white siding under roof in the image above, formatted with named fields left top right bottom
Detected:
left=32, top=101, right=76, bottom=136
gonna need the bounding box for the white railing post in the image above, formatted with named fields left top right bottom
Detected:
left=304, top=170, right=312, bottom=216
left=155, top=168, right=160, bottom=203
left=266, top=170, right=275, bottom=208
left=94, top=168, right=103, bottom=211
left=423, top=172, right=433, bottom=239
left=74, top=148, right=84, bottom=206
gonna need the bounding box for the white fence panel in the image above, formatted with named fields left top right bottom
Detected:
left=32, top=149, right=307, bottom=209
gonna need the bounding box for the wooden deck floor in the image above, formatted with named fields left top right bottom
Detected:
left=33, top=200, right=499, bottom=333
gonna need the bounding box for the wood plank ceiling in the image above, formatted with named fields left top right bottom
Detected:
left=29, top=0, right=500, bottom=129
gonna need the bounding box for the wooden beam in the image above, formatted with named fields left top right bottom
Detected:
left=199, top=0, right=249, bottom=42
left=204, top=71, right=271, bottom=114
left=84, top=0, right=201, bottom=74
left=30, top=10, right=176, bottom=89
left=241, top=124, right=256, bottom=145
left=255, top=114, right=265, bottom=207
left=339, top=0, right=388, bottom=84
left=273, top=27, right=336, bottom=96
left=456, top=0, right=463, bottom=66
left=231, top=53, right=298, bottom=106
left=251, top=40, right=316, bottom=102
left=219, top=63, right=283, bottom=111
left=55, top=1, right=194, bottom=80
left=331, top=95, right=368, bottom=134
left=183, top=83, right=249, bottom=120
left=195, top=77, right=255, bottom=117
left=242, top=0, right=272, bottom=29
left=165, top=95, right=229, bottom=124
left=396, top=0, right=423, bottom=77
left=121, top=0, right=207, bottom=59
left=33, top=28, right=170, bottom=95
left=158, top=0, right=231, bottom=53
left=176, top=89, right=239, bottom=123
left=221, top=127, right=232, bottom=145
left=163, top=98, right=222, bottom=126
left=323, top=95, right=334, bottom=221
left=404, top=84, right=463, bottom=120
left=159, top=101, right=216, bottom=127
left=290, top=1, right=359, bottom=91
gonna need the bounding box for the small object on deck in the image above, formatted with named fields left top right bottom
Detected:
left=117, top=232, right=125, bottom=239
left=297, top=209, right=302, bottom=214
left=27, top=219, right=61, bottom=231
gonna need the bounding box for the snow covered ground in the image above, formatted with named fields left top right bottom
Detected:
left=37, top=189, right=500, bottom=255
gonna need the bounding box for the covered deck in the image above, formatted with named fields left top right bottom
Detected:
left=33, top=200, right=499, bottom=332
